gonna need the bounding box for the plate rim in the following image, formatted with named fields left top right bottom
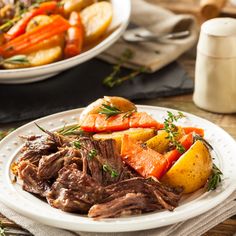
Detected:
left=0, top=105, right=236, bottom=232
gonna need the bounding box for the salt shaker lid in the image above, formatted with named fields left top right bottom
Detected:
left=198, top=17, right=236, bottom=58
left=202, top=17, right=236, bottom=37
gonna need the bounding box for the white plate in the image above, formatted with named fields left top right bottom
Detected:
left=0, top=0, right=131, bottom=84
left=0, top=105, right=236, bottom=233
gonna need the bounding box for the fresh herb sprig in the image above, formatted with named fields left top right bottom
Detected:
left=0, top=55, right=29, bottom=65
left=58, top=124, right=82, bottom=136
left=102, top=48, right=147, bottom=88
left=73, top=140, right=97, bottom=160
left=99, top=103, right=136, bottom=119
left=163, top=111, right=185, bottom=153
left=103, top=164, right=119, bottom=178
left=99, top=103, right=121, bottom=118
left=207, top=163, right=223, bottom=191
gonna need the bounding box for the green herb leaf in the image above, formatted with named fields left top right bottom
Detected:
left=99, top=103, right=121, bottom=118
left=103, top=164, right=118, bottom=178
left=163, top=111, right=186, bottom=153
left=88, top=149, right=97, bottom=160
left=58, top=124, right=81, bottom=136
left=207, top=163, right=223, bottom=191
left=2, top=55, right=29, bottom=65
left=74, top=141, right=82, bottom=149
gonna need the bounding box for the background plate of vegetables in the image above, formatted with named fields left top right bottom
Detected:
left=0, top=0, right=130, bottom=83
left=0, top=97, right=235, bottom=232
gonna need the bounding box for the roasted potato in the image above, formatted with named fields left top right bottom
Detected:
left=146, top=128, right=185, bottom=154
left=80, top=1, right=112, bottom=44
left=93, top=128, right=156, bottom=151
left=63, top=0, right=95, bottom=16
left=80, top=96, right=137, bottom=122
left=161, top=140, right=213, bottom=193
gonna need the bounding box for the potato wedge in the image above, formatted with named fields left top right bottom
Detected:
left=146, top=128, right=185, bottom=154
left=27, top=46, right=62, bottom=67
left=80, top=96, right=137, bottom=122
left=93, top=128, right=156, bottom=151
left=80, top=1, right=112, bottom=44
left=26, top=15, right=52, bottom=32
left=161, top=140, right=212, bottom=193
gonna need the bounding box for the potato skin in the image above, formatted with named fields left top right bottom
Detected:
left=80, top=96, right=137, bottom=122
left=93, top=128, right=156, bottom=151
left=161, top=140, right=213, bottom=193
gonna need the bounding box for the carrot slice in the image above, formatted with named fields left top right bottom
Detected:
left=121, top=134, right=168, bottom=179
left=80, top=112, right=162, bottom=133
left=164, top=133, right=194, bottom=171
left=182, top=127, right=204, bottom=137
left=80, top=114, right=97, bottom=132
left=5, top=1, right=58, bottom=41
left=1, top=15, right=70, bottom=58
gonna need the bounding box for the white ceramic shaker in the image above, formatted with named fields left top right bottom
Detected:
left=193, top=17, right=236, bottom=113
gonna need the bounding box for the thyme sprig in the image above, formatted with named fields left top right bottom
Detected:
left=163, top=111, right=186, bottom=153
left=103, top=164, right=119, bottom=178
left=73, top=140, right=97, bottom=160
left=0, top=55, right=29, bottom=65
left=207, top=163, right=223, bottom=191
left=102, top=48, right=147, bottom=88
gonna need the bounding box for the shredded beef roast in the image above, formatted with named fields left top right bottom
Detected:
left=38, top=149, right=69, bottom=180
left=16, top=131, right=183, bottom=218
left=19, top=135, right=57, bottom=165
left=18, top=161, right=50, bottom=197
left=46, top=164, right=107, bottom=213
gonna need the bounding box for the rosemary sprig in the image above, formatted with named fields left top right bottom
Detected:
left=98, top=103, right=136, bottom=119
left=163, top=111, right=186, bottom=153
left=193, top=134, right=213, bottom=150
left=0, top=55, right=29, bottom=65
left=103, top=164, right=119, bottom=178
left=73, top=140, right=97, bottom=160
left=99, top=103, right=121, bottom=118
left=102, top=48, right=147, bottom=88
left=58, top=124, right=82, bottom=136
left=207, top=163, right=223, bottom=191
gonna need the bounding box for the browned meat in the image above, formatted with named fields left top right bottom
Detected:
left=38, top=149, right=68, bottom=180
left=64, top=148, right=83, bottom=168
left=19, top=135, right=57, bottom=165
left=88, top=193, right=160, bottom=218
left=18, top=161, right=50, bottom=197
left=79, top=136, right=103, bottom=182
left=80, top=137, right=133, bottom=186
left=46, top=164, right=107, bottom=213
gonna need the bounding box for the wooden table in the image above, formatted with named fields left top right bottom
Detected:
left=0, top=52, right=236, bottom=235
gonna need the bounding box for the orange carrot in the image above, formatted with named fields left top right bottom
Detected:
left=1, top=15, right=70, bottom=58
left=80, top=112, right=162, bottom=132
left=5, top=1, right=58, bottom=41
left=121, top=134, right=168, bottom=179
left=164, top=133, right=194, bottom=171
left=129, top=112, right=161, bottom=129
left=64, top=12, right=84, bottom=58
left=182, top=127, right=204, bottom=137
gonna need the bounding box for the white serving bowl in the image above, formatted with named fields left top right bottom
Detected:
left=0, top=0, right=131, bottom=84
